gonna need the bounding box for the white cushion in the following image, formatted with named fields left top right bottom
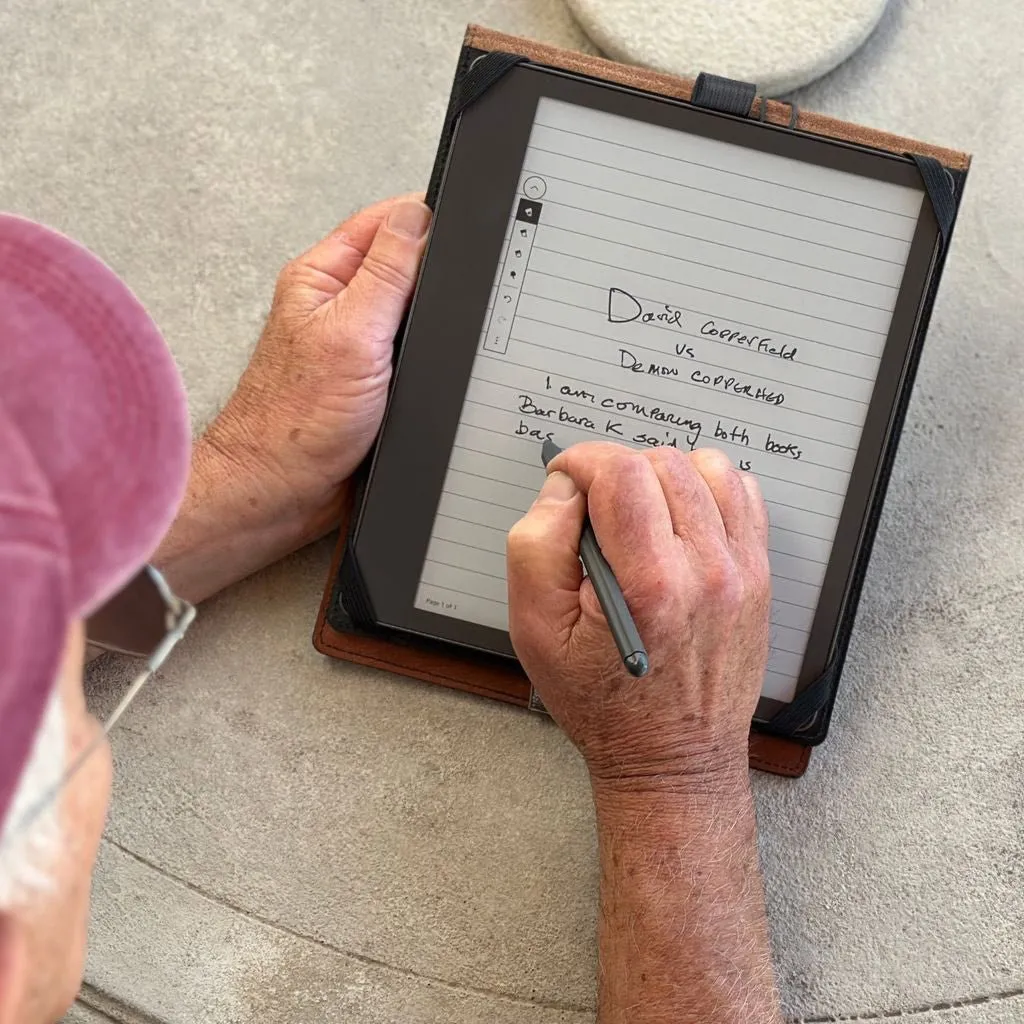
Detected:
left=565, top=0, right=890, bottom=95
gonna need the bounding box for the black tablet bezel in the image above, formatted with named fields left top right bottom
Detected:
left=344, top=63, right=940, bottom=724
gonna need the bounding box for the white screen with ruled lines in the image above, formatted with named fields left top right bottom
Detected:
left=413, top=96, right=922, bottom=703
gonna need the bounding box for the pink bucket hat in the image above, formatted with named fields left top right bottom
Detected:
left=0, top=215, right=191, bottom=828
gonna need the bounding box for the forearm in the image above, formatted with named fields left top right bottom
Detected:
left=153, top=418, right=337, bottom=604
left=592, top=774, right=782, bottom=1024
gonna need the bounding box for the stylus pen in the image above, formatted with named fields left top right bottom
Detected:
left=540, top=439, right=649, bottom=678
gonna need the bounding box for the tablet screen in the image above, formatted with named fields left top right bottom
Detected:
left=410, top=95, right=923, bottom=703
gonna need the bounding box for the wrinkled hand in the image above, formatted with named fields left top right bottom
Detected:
left=507, top=442, right=771, bottom=788
left=210, top=193, right=431, bottom=539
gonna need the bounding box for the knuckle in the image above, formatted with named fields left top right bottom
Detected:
left=754, top=548, right=773, bottom=601
left=608, top=447, right=651, bottom=486
left=506, top=516, right=532, bottom=557
left=275, top=258, right=303, bottom=294
left=739, top=539, right=771, bottom=598
left=739, top=469, right=768, bottom=518
left=628, top=550, right=686, bottom=612
left=644, top=445, right=685, bottom=471
left=639, top=560, right=680, bottom=606
left=701, top=545, right=745, bottom=609
left=645, top=446, right=697, bottom=506
left=506, top=515, right=546, bottom=570
left=507, top=512, right=529, bottom=535
left=740, top=467, right=764, bottom=501
left=753, top=561, right=772, bottom=609
left=361, top=250, right=415, bottom=295
left=590, top=447, right=647, bottom=502
left=602, top=444, right=637, bottom=470
left=644, top=445, right=691, bottom=485
left=691, top=446, right=734, bottom=479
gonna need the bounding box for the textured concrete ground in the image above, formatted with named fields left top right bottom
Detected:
left=0, top=0, right=1020, bottom=1021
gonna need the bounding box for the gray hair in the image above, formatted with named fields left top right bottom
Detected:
left=0, top=688, right=65, bottom=907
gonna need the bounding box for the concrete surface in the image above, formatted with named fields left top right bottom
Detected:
left=0, top=0, right=1017, bottom=1021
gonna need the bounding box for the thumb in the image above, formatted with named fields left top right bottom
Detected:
left=507, top=471, right=587, bottom=647
left=272, top=194, right=425, bottom=320
left=332, top=200, right=431, bottom=340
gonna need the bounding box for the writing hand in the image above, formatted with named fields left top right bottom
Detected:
left=155, top=194, right=430, bottom=603
left=507, top=442, right=771, bottom=788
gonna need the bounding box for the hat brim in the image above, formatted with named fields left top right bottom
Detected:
left=0, top=215, right=191, bottom=828
left=0, top=214, right=191, bottom=614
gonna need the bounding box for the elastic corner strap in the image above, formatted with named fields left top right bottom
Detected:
left=337, top=546, right=376, bottom=627
left=908, top=154, right=956, bottom=249
left=759, top=97, right=800, bottom=130
left=453, top=52, right=529, bottom=117
left=690, top=72, right=757, bottom=117
left=766, top=659, right=840, bottom=736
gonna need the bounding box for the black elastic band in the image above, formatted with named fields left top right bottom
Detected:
left=690, top=73, right=757, bottom=117
left=765, top=657, right=840, bottom=738
left=909, top=154, right=957, bottom=249
left=453, top=52, right=529, bottom=117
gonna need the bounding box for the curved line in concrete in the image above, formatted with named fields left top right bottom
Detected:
left=104, top=840, right=1024, bottom=1022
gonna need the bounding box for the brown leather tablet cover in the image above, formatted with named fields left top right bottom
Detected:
left=458, top=26, right=968, bottom=170
left=313, top=26, right=969, bottom=779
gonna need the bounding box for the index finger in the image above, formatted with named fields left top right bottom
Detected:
left=547, top=442, right=677, bottom=580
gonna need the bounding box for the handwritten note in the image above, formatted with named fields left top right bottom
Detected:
left=414, top=97, right=923, bottom=702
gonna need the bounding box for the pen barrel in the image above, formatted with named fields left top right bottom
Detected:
left=578, top=526, right=646, bottom=659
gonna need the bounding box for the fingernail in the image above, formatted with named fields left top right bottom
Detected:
left=538, top=470, right=578, bottom=503
left=386, top=201, right=431, bottom=239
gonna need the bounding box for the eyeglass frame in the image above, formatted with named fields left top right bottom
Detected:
left=1, top=565, right=195, bottom=849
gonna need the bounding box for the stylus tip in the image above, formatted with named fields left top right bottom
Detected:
left=624, top=652, right=649, bottom=678
left=541, top=437, right=562, bottom=467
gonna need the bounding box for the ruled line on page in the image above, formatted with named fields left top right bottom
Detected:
left=454, top=403, right=847, bottom=520
left=521, top=173, right=911, bottom=296
left=522, top=172, right=911, bottom=265
left=545, top=219, right=903, bottom=290
left=534, top=237, right=897, bottom=312
left=463, top=401, right=846, bottom=506
left=525, top=265, right=891, bottom=358
left=526, top=145, right=913, bottom=240
left=533, top=245, right=891, bottom=333
left=521, top=281, right=886, bottom=366
left=531, top=119, right=920, bottom=219
left=523, top=109, right=921, bottom=234
left=456, top=420, right=847, bottom=483
left=442, top=465, right=830, bottom=568
left=507, top=330, right=870, bottom=412
left=469, top=358, right=863, bottom=455
left=432, top=506, right=837, bottom=583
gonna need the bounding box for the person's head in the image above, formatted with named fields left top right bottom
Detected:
left=0, top=215, right=191, bottom=1022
